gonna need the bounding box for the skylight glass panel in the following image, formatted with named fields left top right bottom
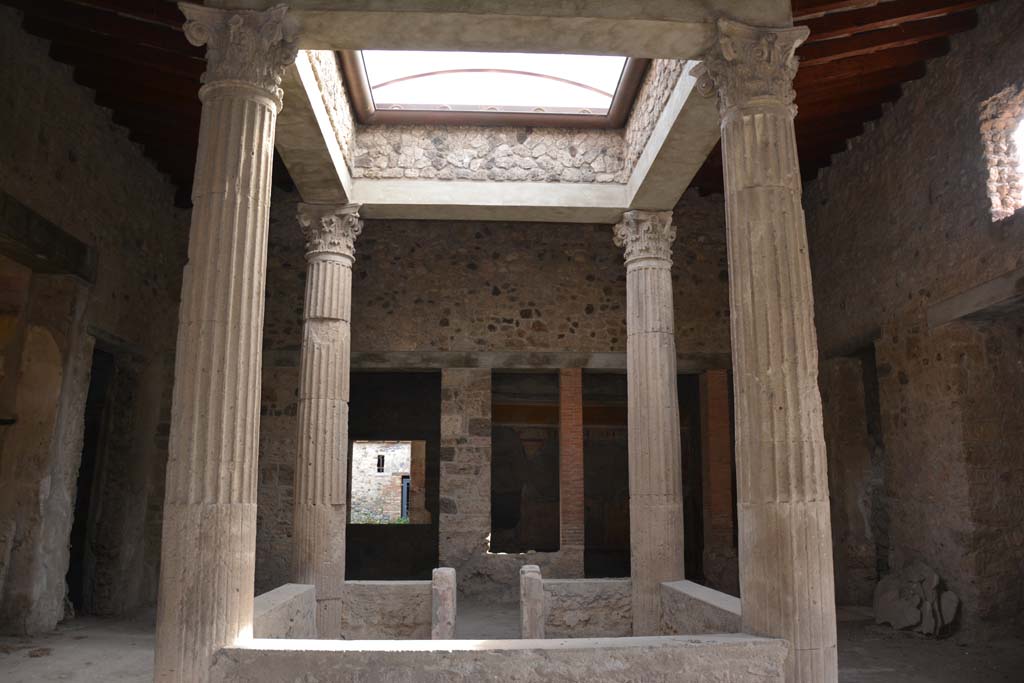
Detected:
left=361, top=51, right=628, bottom=115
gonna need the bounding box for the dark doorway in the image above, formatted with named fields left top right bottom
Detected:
left=66, top=348, right=115, bottom=614
left=490, top=372, right=561, bottom=553
left=346, top=371, right=441, bottom=579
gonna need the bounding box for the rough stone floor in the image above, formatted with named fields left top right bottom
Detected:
left=2, top=607, right=1023, bottom=682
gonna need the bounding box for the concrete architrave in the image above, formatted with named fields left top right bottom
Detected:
left=698, top=17, right=838, bottom=683
left=207, top=0, right=791, bottom=57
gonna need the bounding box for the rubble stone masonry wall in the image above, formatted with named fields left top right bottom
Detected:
left=805, top=1, right=1024, bottom=358
left=804, top=1, right=1024, bottom=634
left=255, top=186, right=731, bottom=591
left=0, top=8, right=186, bottom=632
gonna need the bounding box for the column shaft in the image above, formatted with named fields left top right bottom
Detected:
left=291, top=204, right=361, bottom=638
left=154, top=5, right=296, bottom=681
left=614, top=211, right=685, bottom=635
left=699, top=19, right=838, bottom=681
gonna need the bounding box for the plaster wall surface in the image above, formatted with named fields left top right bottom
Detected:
left=819, top=357, right=879, bottom=606
left=660, top=580, right=741, bottom=636
left=543, top=577, right=632, bottom=637
left=252, top=584, right=317, bottom=639
left=874, top=313, right=1024, bottom=635
left=0, top=8, right=185, bottom=633
left=339, top=580, right=432, bottom=639
left=211, top=635, right=788, bottom=683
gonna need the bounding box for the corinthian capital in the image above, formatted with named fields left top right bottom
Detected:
left=179, top=3, right=298, bottom=102
left=298, top=203, right=363, bottom=259
left=693, top=18, right=810, bottom=115
left=613, top=210, right=676, bottom=263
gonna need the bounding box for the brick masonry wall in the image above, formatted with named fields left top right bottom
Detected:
left=0, top=8, right=186, bottom=631
left=350, top=442, right=412, bottom=524
left=699, top=369, right=737, bottom=597
left=559, top=369, right=584, bottom=551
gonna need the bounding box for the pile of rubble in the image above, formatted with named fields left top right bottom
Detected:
left=873, top=561, right=960, bottom=636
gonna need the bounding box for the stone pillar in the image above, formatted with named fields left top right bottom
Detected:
left=154, top=5, right=296, bottom=682
left=613, top=210, right=685, bottom=635
left=431, top=567, right=457, bottom=639
left=558, top=368, right=584, bottom=573
left=519, top=564, right=545, bottom=639
left=438, top=369, right=491, bottom=574
left=291, top=203, right=361, bottom=639
left=700, top=369, right=738, bottom=595
left=697, top=18, right=838, bottom=682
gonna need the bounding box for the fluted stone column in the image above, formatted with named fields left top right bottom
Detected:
left=154, top=5, right=296, bottom=682
left=613, top=210, right=685, bottom=635
left=291, top=203, right=361, bottom=638
left=696, top=18, right=838, bottom=682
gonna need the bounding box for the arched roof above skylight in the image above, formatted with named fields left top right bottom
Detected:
left=363, top=51, right=626, bottom=114
left=341, top=50, right=648, bottom=128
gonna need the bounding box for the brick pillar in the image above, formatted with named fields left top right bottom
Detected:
left=700, top=369, right=738, bottom=595
left=558, top=369, right=584, bottom=574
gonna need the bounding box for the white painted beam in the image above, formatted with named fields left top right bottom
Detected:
left=276, top=51, right=353, bottom=204
left=626, top=62, right=721, bottom=211
left=352, top=179, right=629, bottom=223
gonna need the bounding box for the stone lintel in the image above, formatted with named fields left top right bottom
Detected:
left=0, top=190, right=96, bottom=283
left=927, top=266, right=1024, bottom=328
left=284, top=350, right=732, bottom=372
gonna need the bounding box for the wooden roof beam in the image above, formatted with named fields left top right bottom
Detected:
left=801, top=0, right=988, bottom=42
left=798, top=11, right=977, bottom=66
left=796, top=38, right=950, bottom=87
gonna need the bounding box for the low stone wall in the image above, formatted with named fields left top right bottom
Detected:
left=340, top=580, right=432, bottom=639
left=661, top=580, right=741, bottom=635
left=212, top=635, right=787, bottom=682
left=543, top=578, right=632, bottom=638
left=253, top=584, right=316, bottom=639
left=459, top=548, right=585, bottom=603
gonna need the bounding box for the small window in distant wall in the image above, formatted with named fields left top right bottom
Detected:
left=350, top=441, right=430, bottom=524
left=980, top=85, right=1024, bottom=221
